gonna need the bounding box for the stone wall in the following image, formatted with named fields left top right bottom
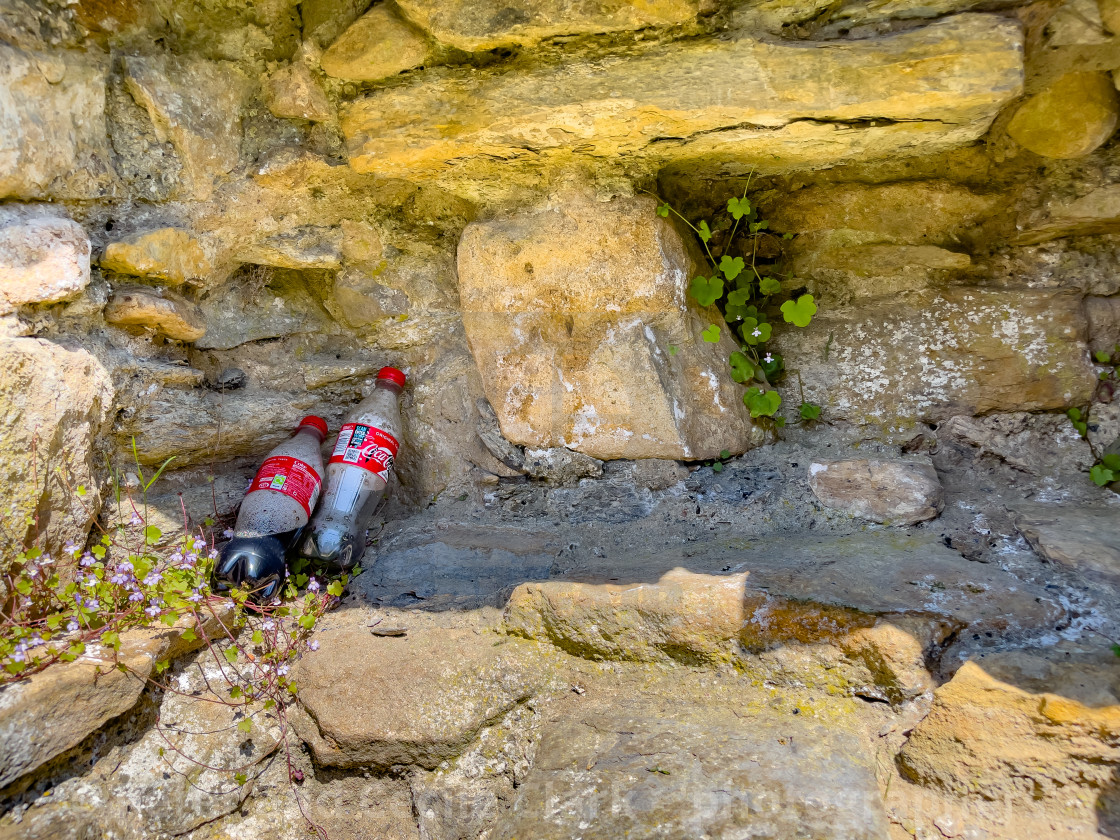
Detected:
left=0, top=0, right=1118, bottom=559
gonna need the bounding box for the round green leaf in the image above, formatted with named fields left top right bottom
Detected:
left=702, top=324, right=721, bottom=343
left=729, top=351, right=754, bottom=383
left=759, top=277, right=782, bottom=296
left=743, top=387, right=782, bottom=418
left=780, top=294, right=817, bottom=328
left=727, top=196, right=751, bottom=220
left=689, top=275, right=723, bottom=307
left=719, top=255, right=745, bottom=282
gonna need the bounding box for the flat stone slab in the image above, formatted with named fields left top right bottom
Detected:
left=630, top=532, right=1064, bottom=638
left=355, top=523, right=557, bottom=609
left=493, top=674, right=890, bottom=840
left=1012, top=502, right=1120, bottom=580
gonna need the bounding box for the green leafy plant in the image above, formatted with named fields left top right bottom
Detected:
left=1067, top=344, right=1119, bottom=491
left=653, top=180, right=822, bottom=425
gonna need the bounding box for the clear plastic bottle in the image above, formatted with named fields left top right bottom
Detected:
left=215, top=415, right=328, bottom=600
left=297, top=367, right=405, bottom=570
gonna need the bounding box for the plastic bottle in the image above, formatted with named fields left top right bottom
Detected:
left=297, top=367, right=405, bottom=570
left=215, top=416, right=329, bottom=601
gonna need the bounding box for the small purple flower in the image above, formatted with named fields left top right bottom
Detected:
left=144, top=605, right=161, bottom=618
left=187, top=591, right=202, bottom=603
left=763, top=353, right=774, bottom=364
left=207, top=549, right=219, bottom=560
left=276, top=663, right=290, bottom=677
left=64, top=542, right=79, bottom=557
left=129, top=590, right=144, bottom=602
left=130, top=513, right=142, bottom=526
left=308, top=640, right=319, bottom=651
left=169, top=551, right=184, bottom=564
left=262, top=620, right=276, bottom=632
left=752, top=328, right=762, bottom=338
left=307, top=578, right=320, bottom=593
left=116, top=561, right=134, bottom=575
left=79, top=553, right=96, bottom=567
left=12, top=649, right=27, bottom=663
left=28, top=635, right=45, bottom=648
left=222, top=529, right=235, bottom=540
left=26, top=566, right=38, bottom=579
left=85, top=598, right=100, bottom=612
left=109, top=573, right=130, bottom=586
left=185, top=552, right=199, bottom=565
left=66, top=620, right=79, bottom=633
left=143, top=572, right=162, bottom=586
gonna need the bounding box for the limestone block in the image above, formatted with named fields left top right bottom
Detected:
left=237, top=226, right=343, bottom=270
left=1016, top=184, right=1120, bottom=244
left=0, top=631, right=162, bottom=789
left=328, top=267, right=410, bottom=329
left=492, top=683, right=891, bottom=840
left=1012, top=503, right=1120, bottom=579
left=114, top=388, right=320, bottom=468
left=100, top=227, right=213, bottom=286
left=898, top=659, right=1120, bottom=804
left=0, top=211, right=90, bottom=313
left=807, top=458, right=944, bottom=525
left=771, top=288, right=1096, bottom=427
left=0, top=338, right=113, bottom=564
left=320, top=4, right=432, bottom=82
left=104, top=285, right=207, bottom=342
left=123, top=54, right=248, bottom=200
left=1007, top=72, right=1119, bottom=159
left=396, top=0, right=700, bottom=51
left=0, top=43, right=113, bottom=200
left=263, top=61, right=333, bottom=121
left=766, top=181, right=999, bottom=243
left=342, top=15, right=1023, bottom=187
left=504, top=569, right=751, bottom=664
left=457, top=193, right=760, bottom=461
left=1086, top=294, right=1120, bottom=355
left=293, top=619, right=554, bottom=768
left=196, top=269, right=341, bottom=350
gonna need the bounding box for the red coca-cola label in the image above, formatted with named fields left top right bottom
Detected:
left=330, top=423, right=399, bottom=482
left=249, top=456, right=322, bottom=517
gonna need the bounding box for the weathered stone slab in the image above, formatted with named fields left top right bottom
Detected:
left=105, top=285, right=207, bottom=342
left=458, top=193, right=760, bottom=461
left=1008, top=71, right=1119, bottom=159
left=237, top=226, right=343, bottom=270
left=100, top=227, right=213, bottom=286
left=396, top=0, right=700, bottom=51
left=898, top=659, right=1120, bottom=804
left=771, top=287, right=1096, bottom=427
left=343, top=15, right=1022, bottom=187
left=123, top=55, right=248, bottom=199
left=294, top=619, right=556, bottom=769
left=505, top=569, right=750, bottom=665
left=320, top=4, right=433, bottom=82
left=1087, top=294, right=1120, bottom=356
left=0, top=43, right=113, bottom=200
left=808, top=458, right=944, bottom=525
left=0, top=338, right=113, bottom=563
left=114, top=387, right=320, bottom=467
left=493, top=687, right=891, bottom=840
left=1012, top=503, right=1120, bottom=579
left=0, top=210, right=91, bottom=313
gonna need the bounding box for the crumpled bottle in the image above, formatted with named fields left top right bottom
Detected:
left=215, top=415, right=328, bottom=600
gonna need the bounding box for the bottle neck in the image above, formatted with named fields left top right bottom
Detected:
left=295, top=426, right=326, bottom=444
left=375, top=379, right=403, bottom=397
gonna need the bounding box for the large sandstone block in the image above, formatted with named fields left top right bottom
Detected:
left=1007, top=71, right=1119, bottom=159
left=0, top=209, right=91, bottom=313
left=105, top=285, right=207, bottom=342
left=0, top=339, right=113, bottom=563
left=100, top=227, right=213, bottom=286
left=0, top=43, right=113, bottom=199
left=898, top=659, right=1120, bottom=805
left=771, top=288, right=1096, bottom=427
left=123, top=54, right=248, bottom=200
left=320, top=4, right=433, bottom=82
left=396, top=0, right=700, bottom=51
left=343, top=15, right=1023, bottom=189
left=457, top=194, right=760, bottom=461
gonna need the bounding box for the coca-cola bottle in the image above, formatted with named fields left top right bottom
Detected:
left=215, top=415, right=328, bottom=600
left=297, top=367, right=405, bottom=570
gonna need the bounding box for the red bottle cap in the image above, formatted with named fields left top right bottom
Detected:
left=297, top=415, right=329, bottom=438
left=376, top=367, right=407, bottom=387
